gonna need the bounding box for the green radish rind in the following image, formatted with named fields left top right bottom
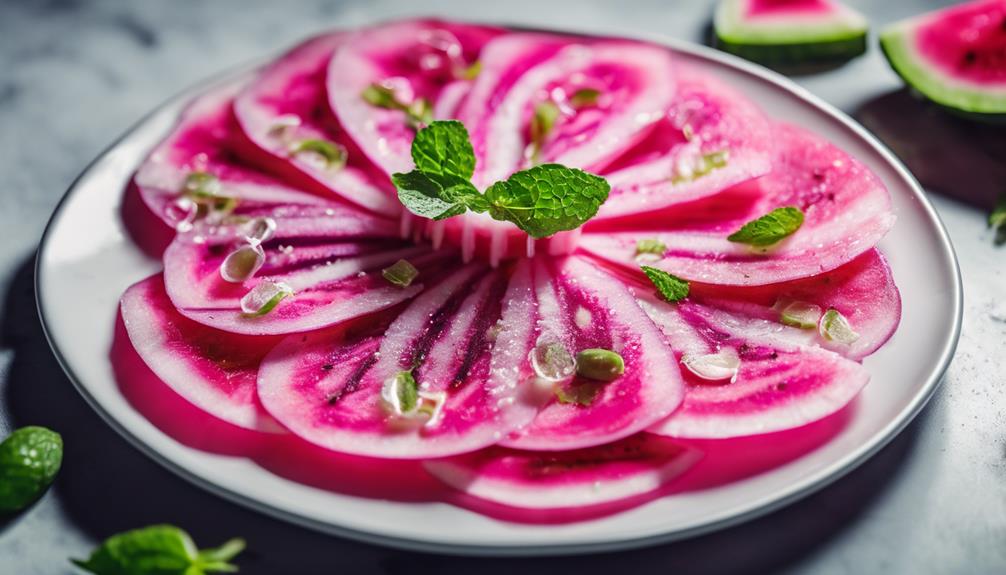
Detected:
left=714, top=0, right=868, bottom=65
left=880, top=18, right=1006, bottom=118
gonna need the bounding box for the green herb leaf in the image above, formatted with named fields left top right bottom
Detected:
left=289, top=138, right=347, bottom=170
left=568, top=88, right=601, bottom=109
left=555, top=381, right=607, bottom=406
left=670, top=150, right=729, bottom=184
left=641, top=266, right=690, bottom=302
left=990, top=193, right=1006, bottom=246
left=382, top=259, right=419, bottom=288
left=459, top=60, right=482, bottom=80
left=395, top=371, right=419, bottom=413
left=72, top=525, right=245, bottom=575
left=361, top=84, right=432, bottom=129
left=484, top=164, right=610, bottom=238
left=635, top=238, right=667, bottom=258
left=392, top=171, right=485, bottom=220
left=529, top=101, right=561, bottom=163
left=0, top=426, right=62, bottom=514
left=727, top=206, right=804, bottom=247
left=410, top=120, right=476, bottom=180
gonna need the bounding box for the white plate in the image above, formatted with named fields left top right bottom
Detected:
left=36, top=30, right=961, bottom=556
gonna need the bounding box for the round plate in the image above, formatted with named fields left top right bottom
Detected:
left=36, top=29, right=962, bottom=555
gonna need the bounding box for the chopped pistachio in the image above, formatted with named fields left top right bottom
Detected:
left=219, top=243, right=265, bottom=283
left=381, top=259, right=419, bottom=288
left=240, top=280, right=293, bottom=316
left=819, top=308, right=860, bottom=344
left=575, top=348, right=624, bottom=382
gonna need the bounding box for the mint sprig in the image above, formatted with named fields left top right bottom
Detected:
left=72, top=525, right=245, bottom=575
left=392, top=121, right=610, bottom=239
left=727, top=206, right=804, bottom=247
left=642, top=266, right=690, bottom=302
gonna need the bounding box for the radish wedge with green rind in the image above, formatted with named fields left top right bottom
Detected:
left=714, top=0, right=868, bottom=66
left=880, top=0, right=1006, bottom=119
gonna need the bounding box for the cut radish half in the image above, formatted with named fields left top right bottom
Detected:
left=595, top=65, right=773, bottom=219
left=233, top=32, right=401, bottom=216
left=581, top=122, right=895, bottom=286
left=327, top=19, right=504, bottom=176
left=426, top=434, right=699, bottom=511
left=120, top=274, right=281, bottom=432
left=134, top=79, right=335, bottom=232
left=162, top=208, right=444, bottom=335
left=502, top=256, right=685, bottom=451
left=257, top=261, right=539, bottom=459
left=642, top=299, right=869, bottom=439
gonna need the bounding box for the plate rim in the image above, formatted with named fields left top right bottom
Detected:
left=34, top=23, right=963, bottom=556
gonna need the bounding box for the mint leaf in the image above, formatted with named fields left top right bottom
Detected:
left=0, top=426, right=62, bottom=513
left=641, top=266, right=690, bottom=302
left=484, top=164, right=609, bottom=238
left=72, top=525, right=245, bottom=575
left=727, top=206, right=804, bottom=247
left=411, top=120, right=475, bottom=180
left=990, top=193, right=1006, bottom=246
left=361, top=84, right=432, bottom=129
left=392, top=171, right=484, bottom=220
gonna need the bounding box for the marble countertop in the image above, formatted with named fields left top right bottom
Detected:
left=1, top=1, right=1003, bottom=573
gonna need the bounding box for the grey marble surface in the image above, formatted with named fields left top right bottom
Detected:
left=0, top=0, right=1003, bottom=573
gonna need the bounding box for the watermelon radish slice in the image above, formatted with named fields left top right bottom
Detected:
left=580, top=122, right=895, bottom=286
left=714, top=0, right=868, bottom=66
left=425, top=434, right=699, bottom=512
left=257, top=261, right=539, bottom=459
left=642, top=298, right=869, bottom=439
left=502, top=256, right=685, bottom=451
left=162, top=207, right=444, bottom=335
left=134, top=79, right=335, bottom=232
left=595, top=65, right=773, bottom=220
left=327, top=20, right=504, bottom=176
left=455, top=34, right=676, bottom=189
left=233, top=32, right=401, bottom=216
left=120, top=274, right=281, bottom=432
left=881, top=0, right=1006, bottom=119
left=689, top=249, right=901, bottom=360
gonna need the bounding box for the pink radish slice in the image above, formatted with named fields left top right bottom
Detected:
left=135, top=78, right=335, bottom=231
left=327, top=20, right=505, bottom=176
left=233, top=32, right=400, bottom=216
left=257, top=260, right=540, bottom=459
left=595, top=65, right=773, bottom=219
left=502, top=256, right=685, bottom=451
left=163, top=207, right=440, bottom=335
left=641, top=298, right=869, bottom=439
left=456, top=34, right=676, bottom=189
left=689, top=249, right=901, bottom=360
left=581, top=122, right=896, bottom=286
left=425, top=434, right=699, bottom=511
left=120, top=274, right=281, bottom=432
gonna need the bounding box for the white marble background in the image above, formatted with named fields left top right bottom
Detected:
left=0, top=0, right=1003, bottom=573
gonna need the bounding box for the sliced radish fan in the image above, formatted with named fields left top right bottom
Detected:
left=116, top=18, right=901, bottom=520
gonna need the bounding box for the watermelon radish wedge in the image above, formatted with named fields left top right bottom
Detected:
left=233, top=32, right=401, bottom=216
left=120, top=274, right=281, bottom=432
left=257, top=261, right=539, bottom=459
left=581, top=122, right=895, bottom=286
left=595, top=65, right=773, bottom=220
left=881, top=0, right=1006, bottom=119
left=327, top=20, right=505, bottom=176
left=134, top=79, right=335, bottom=232
left=714, top=0, right=869, bottom=66
left=162, top=207, right=446, bottom=335
left=502, top=257, right=685, bottom=451
left=689, top=249, right=901, bottom=360
left=642, top=299, right=869, bottom=439
left=426, top=434, right=700, bottom=512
